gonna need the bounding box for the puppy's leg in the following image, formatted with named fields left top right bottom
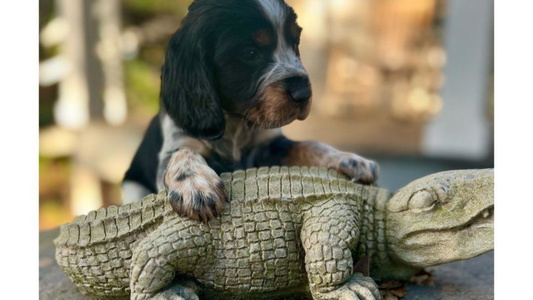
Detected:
left=286, top=141, right=379, bottom=184
left=161, top=148, right=227, bottom=223
left=250, top=136, right=379, bottom=184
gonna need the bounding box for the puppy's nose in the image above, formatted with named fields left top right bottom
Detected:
left=285, top=76, right=312, bottom=106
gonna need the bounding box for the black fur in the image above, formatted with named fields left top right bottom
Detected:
left=161, top=3, right=226, bottom=140
left=242, top=135, right=296, bottom=168
left=124, top=0, right=309, bottom=201
left=162, top=0, right=300, bottom=130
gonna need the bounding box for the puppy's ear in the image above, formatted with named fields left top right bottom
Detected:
left=161, top=16, right=225, bottom=140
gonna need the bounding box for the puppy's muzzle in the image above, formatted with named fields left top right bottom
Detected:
left=285, top=76, right=312, bottom=107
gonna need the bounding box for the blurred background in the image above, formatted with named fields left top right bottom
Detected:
left=39, top=0, right=494, bottom=230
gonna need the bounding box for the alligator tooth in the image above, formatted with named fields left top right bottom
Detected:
left=482, top=209, right=490, bottom=219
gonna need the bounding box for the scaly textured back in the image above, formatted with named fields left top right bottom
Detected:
left=55, top=167, right=384, bottom=299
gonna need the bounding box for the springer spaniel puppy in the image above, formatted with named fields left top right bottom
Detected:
left=123, top=0, right=379, bottom=223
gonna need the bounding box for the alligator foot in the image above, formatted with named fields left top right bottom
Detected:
left=149, top=279, right=199, bottom=300
left=314, top=273, right=382, bottom=300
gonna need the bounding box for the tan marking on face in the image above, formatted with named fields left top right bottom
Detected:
left=246, top=82, right=311, bottom=129
left=253, top=29, right=273, bottom=46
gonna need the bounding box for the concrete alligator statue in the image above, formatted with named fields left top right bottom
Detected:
left=55, top=167, right=494, bottom=300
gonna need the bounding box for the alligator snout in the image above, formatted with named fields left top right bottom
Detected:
left=386, top=169, right=494, bottom=268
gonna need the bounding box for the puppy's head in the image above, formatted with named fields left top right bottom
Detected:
left=161, top=0, right=312, bottom=140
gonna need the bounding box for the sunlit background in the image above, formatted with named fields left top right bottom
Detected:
left=39, top=0, right=494, bottom=230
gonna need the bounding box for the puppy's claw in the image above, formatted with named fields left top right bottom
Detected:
left=168, top=181, right=227, bottom=224
left=332, top=154, right=379, bottom=184
left=164, top=149, right=228, bottom=223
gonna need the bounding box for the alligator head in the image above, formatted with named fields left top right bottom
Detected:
left=385, top=169, right=493, bottom=271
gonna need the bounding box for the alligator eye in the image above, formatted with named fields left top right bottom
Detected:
left=408, top=190, right=436, bottom=210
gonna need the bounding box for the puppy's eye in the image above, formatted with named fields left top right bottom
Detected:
left=243, top=47, right=259, bottom=60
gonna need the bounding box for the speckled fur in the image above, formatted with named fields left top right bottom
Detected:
left=164, top=148, right=227, bottom=223
left=285, top=141, right=379, bottom=184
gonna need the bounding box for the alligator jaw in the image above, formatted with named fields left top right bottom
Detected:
left=385, top=169, right=494, bottom=270
left=400, top=205, right=493, bottom=267
left=405, top=205, right=494, bottom=240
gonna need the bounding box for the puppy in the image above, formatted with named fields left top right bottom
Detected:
left=123, top=0, right=379, bottom=223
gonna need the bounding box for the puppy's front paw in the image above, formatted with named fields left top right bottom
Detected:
left=330, top=153, right=379, bottom=184
left=164, top=149, right=227, bottom=223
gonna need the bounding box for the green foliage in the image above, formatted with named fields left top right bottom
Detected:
left=39, top=155, right=72, bottom=228
left=124, top=59, right=161, bottom=117
left=122, top=0, right=192, bottom=17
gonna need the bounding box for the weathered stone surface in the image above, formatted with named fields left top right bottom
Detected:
left=40, top=228, right=494, bottom=300
left=40, top=229, right=92, bottom=300
left=51, top=167, right=494, bottom=300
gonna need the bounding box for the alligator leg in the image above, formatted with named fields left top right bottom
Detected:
left=129, top=217, right=209, bottom=300
left=301, top=207, right=382, bottom=300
